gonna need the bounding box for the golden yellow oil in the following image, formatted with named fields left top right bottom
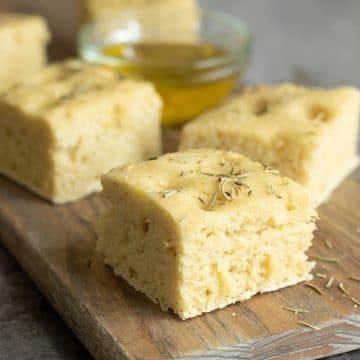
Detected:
left=102, top=42, right=240, bottom=126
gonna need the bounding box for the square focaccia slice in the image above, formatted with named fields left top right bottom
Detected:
left=0, top=13, right=50, bottom=90
left=97, top=149, right=317, bottom=319
left=180, top=84, right=360, bottom=206
left=0, top=59, right=162, bottom=203
left=81, top=0, right=200, bottom=43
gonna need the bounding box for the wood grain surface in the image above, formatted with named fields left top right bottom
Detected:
left=0, top=1, right=359, bottom=359
left=0, top=131, right=359, bottom=360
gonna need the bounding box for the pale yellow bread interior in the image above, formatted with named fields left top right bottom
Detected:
left=81, top=0, right=200, bottom=43
left=97, top=149, right=317, bottom=319
left=0, top=59, right=162, bottom=203
left=180, top=84, right=360, bottom=206
left=0, top=13, right=50, bottom=90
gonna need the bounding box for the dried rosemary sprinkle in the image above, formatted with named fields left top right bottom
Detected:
left=221, top=178, right=233, bottom=200
left=265, top=166, right=280, bottom=175
left=348, top=275, right=360, bottom=282
left=234, top=180, right=250, bottom=188
left=231, top=187, right=239, bottom=198
left=339, top=283, right=351, bottom=296
left=160, top=190, right=179, bottom=198
left=310, top=255, right=340, bottom=264
left=247, top=189, right=252, bottom=196
left=315, top=273, right=327, bottom=279
left=349, top=296, right=360, bottom=306
left=326, top=276, right=335, bottom=288
left=304, top=283, right=323, bottom=295
left=202, top=169, right=254, bottom=209
left=198, top=197, right=205, bottom=205
left=268, top=184, right=282, bottom=199
left=324, top=239, right=333, bottom=249
left=207, top=177, right=222, bottom=210
left=297, top=321, right=320, bottom=330
left=200, top=172, right=253, bottom=180
left=180, top=171, right=184, bottom=177
left=283, top=306, right=309, bottom=315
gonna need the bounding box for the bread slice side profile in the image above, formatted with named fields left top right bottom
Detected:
left=0, top=59, right=162, bottom=203
left=97, top=149, right=317, bottom=319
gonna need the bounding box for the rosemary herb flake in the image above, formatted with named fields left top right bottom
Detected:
left=324, top=239, right=333, bottom=249
left=234, top=180, right=250, bottom=189
left=265, top=166, right=280, bottom=175
left=326, top=276, right=335, bottom=288
left=304, top=283, right=323, bottom=295
left=221, top=179, right=232, bottom=200
left=268, top=184, right=282, bottom=199
left=283, top=306, right=309, bottom=315
left=297, top=321, right=320, bottom=330
left=207, top=177, right=221, bottom=210
left=349, top=296, right=360, bottom=307
left=339, top=283, right=351, bottom=296
left=310, top=255, right=340, bottom=264
left=161, top=190, right=179, bottom=198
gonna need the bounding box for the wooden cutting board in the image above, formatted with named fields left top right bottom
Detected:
left=0, top=133, right=359, bottom=359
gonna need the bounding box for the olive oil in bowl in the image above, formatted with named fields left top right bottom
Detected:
left=102, top=42, right=241, bottom=126
left=79, top=9, right=251, bottom=126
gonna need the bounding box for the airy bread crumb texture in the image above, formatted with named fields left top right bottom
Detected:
left=0, top=59, right=162, bottom=203
left=180, top=84, right=360, bottom=206
left=97, top=149, right=317, bottom=319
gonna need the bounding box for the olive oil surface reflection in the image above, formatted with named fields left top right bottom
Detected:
left=103, top=42, right=240, bottom=126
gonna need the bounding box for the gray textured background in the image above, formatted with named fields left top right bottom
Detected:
left=0, top=1, right=359, bottom=359
left=200, top=0, right=360, bottom=87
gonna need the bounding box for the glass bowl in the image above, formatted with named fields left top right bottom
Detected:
left=78, top=8, right=252, bottom=127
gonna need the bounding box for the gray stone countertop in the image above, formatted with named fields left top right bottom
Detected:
left=0, top=0, right=359, bottom=359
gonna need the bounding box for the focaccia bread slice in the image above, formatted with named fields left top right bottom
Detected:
left=180, top=84, right=360, bottom=206
left=97, top=149, right=317, bottom=319
left=81, top=0, right=200, bottom=43
left=0, top=59, right=162, bottom=203
left=0, top=13, right=50, bottom=90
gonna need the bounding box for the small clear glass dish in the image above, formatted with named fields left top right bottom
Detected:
left=78, top=8, right=252, bottom=127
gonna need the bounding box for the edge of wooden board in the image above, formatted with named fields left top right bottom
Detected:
left=0, top=205, right=125, bottom=359
left=0, top=173, right=359, bottom=360
left=180, top=317, right=360, bottom=360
